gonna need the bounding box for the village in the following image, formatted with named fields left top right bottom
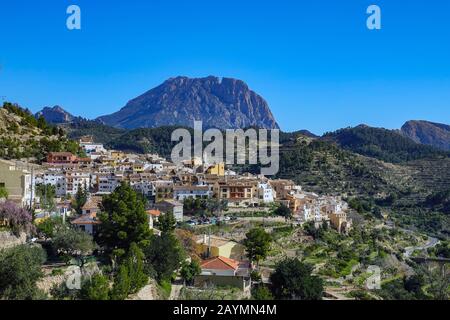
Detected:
left=0, top=135, right=358, bottom=299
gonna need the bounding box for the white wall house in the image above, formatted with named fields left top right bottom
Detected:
left=43, top=172, right=67, bottom=197
left=257, top=183, right=275, bottom=203
left=97, top=174, right=123, bottom=194
left=173, top=185, right=212, bottom=201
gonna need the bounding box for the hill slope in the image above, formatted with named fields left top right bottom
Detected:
left=322, top=125, right=448, bottom=163
left=97, top=76, right=279, bottom=130
left=401, top=120, right=450, bottom=151
left=0, top=103, right=84, bottom=162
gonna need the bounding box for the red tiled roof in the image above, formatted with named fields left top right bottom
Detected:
left=146, top=209, right=161, bottom=217
left=200, top=256, right=240, bottom=271
left=72, top=212, right=101, bottom=225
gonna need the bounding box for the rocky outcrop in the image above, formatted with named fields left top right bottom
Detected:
left=401, top=120, right=450, bottom=151
left=97, top=76, right=280, bottom=130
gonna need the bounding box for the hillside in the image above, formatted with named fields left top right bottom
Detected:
left=322, top=125, right=448, bottom=163
left=105, top=126, right=188, bottom=156
left=276, top=138, right=450, bottom=237
left=97, top=76, right=280, bottom=130
left=401, top=120, right=450, bottom=151
left=62, top=119, right=126, bottom=145
left=0, top=103, right=84, bottom=162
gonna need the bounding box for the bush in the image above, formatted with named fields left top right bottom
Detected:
left=0, top=245, right=47, bottom=300
left=79, top=274, right=110, bottom=300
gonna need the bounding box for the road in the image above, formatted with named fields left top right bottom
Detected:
left=403, top=236, right=440, bottom=258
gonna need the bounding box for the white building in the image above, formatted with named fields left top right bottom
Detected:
left=43, top=171, right=67, bottom=197
left=97, top=174, right=123, bottom=194
left=173, top=185, right=212, bottom=201
left=257, top=183, right=275, bottom=203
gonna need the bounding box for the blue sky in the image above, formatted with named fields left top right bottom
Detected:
left=0, top=0, right=449, bottom=134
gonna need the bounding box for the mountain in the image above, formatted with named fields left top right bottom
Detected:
left=401, top=120, right=450, bottom=151
left=97, top=76, right=280, bottom=130
left=35, top=106, right=77, bottom=124
left=322, top=125, right=448, bottom=163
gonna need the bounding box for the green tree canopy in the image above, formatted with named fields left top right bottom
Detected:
left=158, top=212, right=177, bottom=234
left=52, top=228, right=96, bottom=264
left=79, top=274, right=110, bottom=300
left=270, top=258, right=323, bottom=300
left=36, top=184, right=56, bottom=211
left=274, top=204, right=292, bottom=220
left=73, top=185, right=88, bottom=215
left=144, top=233, right=184, bottom=282
left=36, top=215, right=64, bottom=239
left=243, top=227, right=272, bottom=265
left=97, top=182, right=151, bottom=257
left=180, top=260, right=201, bottom=285
left=0, top=245, right=47, bottom=300
left=0, top=185, right=8, bottom=199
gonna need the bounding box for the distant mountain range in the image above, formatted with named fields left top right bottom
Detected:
left=34, top=76, right=450, bottom=152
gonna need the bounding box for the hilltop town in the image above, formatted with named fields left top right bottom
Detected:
left=0, top=104, right=448, bottom=301
left=2, top=132, right=447, bottom=301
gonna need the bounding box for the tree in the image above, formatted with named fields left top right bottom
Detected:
left=158, top=212, right=177, bottom=234
left=243, top=228, right=272, bottom=266
left=303, top=221, right=329, bottom=240
left=109, top=243, right=148, bottom=300
left=0, top=185, right=8, bottom=199
left=270, top=258, right=323, bottom=300
left=110, top=264, right=131, bottom=300
left=79, top=274, right=110, bottom=300
left=52, top=228, right=96, bottom=266
left=252, top=285, right=274, bottom=300
left=144, top=233, right=184, bottom=282
left=0, top=201, right=34, bottom=236
left=73, top=185, right=88, bottom=215
left=180, top=260, right=201, bottom=285
left=36, top=216, right=64, bottom=239
left=0, top=245, right=47, bottom=300
left=274, top=204, right=292, bottom=220
left=97, top=182, right=151, bottom=257
left=124, top=243, right=148, bottom=293
left=36, top=184, right=56, bottom=211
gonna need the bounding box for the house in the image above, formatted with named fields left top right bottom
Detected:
left=173, top=185, right=212, bottom=201
left=257, top=183, right=275, bottom=203
left=64, top=171, right=91, bottom=196
left=215, top=180, right=257, bottom=207
left=205, top=163, right=225, bottom=176
left=72, top=212, right=101, bottom=235
left=195, top=234, right=246, bottom=261
left=46, top=152, right=77, bottom=164
left=146, top=209, right=160, bottom=230
left=269, top=179, right=296, bottom=200
left=81, top=196, right=102, bottom=215
left=154, top=199, right=183, bottom=222
left=194, top=256, right=251, bottom=291
left=43, top=171, right=66, bottom=197
left=79, top=136, right=106, bottom=155
left=0, top=159, right=33, bottom=206
left=153, top=180, right=174, bottom=202
left=97, top=173, right=123, bottom=194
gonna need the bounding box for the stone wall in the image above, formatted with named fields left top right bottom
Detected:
left=0, top=231, right=26, bottom=250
